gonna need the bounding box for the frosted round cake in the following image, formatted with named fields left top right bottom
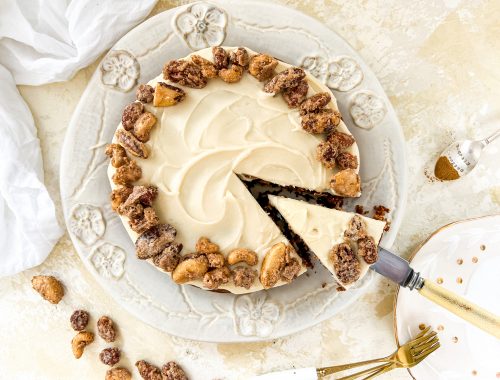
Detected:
left=106, top=46, right=368, bottom=294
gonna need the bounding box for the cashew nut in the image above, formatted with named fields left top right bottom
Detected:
left=71, top=331, right=94, bottom=359
left=31, top=275, right=64, bottom=304
left=227, top=248, right=258, bottom=266
left=219, top=65, right=244, bottom=83
left=259, top=243, right=288, bottom=289
left=133, top=112, right=156, bottom=142
left=172, top=255, right=209, bottom=284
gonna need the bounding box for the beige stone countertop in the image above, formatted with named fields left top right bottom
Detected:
left=1, top=0, right=499, bottom=379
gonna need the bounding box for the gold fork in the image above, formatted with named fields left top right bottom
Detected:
left=317, top=326, right=440, bottom=379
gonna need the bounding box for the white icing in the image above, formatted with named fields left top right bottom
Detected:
left=108, top=47, right=360, bottom=294
left=268, top=195, right=386, bottom=288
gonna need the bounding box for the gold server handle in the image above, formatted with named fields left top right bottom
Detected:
left=418, top=279, right=500, bottom=339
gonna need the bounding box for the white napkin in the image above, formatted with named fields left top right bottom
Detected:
left=0, top=0, right=156, bottom=277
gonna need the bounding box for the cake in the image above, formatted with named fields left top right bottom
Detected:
left=268, top=196, right=386, bottom=288
left=105, top=46, right=366, bottom=294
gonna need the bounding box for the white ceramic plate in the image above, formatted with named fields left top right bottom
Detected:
left=61, top=0, right=407, bottom=342
left=395, top=215, right=500, bottom=379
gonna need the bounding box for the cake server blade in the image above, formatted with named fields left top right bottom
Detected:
left=370, top=247, right=419, bottom=289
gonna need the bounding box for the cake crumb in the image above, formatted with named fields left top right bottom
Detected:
left=373, top=205, right=391, bottom=231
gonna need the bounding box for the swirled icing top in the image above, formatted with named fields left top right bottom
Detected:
left=108, top=47, right=360, bottom=294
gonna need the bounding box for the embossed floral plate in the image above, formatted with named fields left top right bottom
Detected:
left=61, top=0, right=407, bottom=342
left=394, top=215, right=500, bottom=379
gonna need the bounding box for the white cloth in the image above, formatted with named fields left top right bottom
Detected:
left=0, top=0, right=156, bottom=277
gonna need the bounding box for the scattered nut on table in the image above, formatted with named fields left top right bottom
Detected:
left=97, top=316, right=117, bottom=343
left=100, top=347, right=121, bottom=366
left=161, top=361, right=188, bottom=380
left=71, top=331, right=94, bottom=359
left=105, top=367, right=131, bottom=380
left=70, top=310, right=89, bottom=331
left=136, top=360, right=162, bottom=380
left=31, top=275, right=64, bottom=304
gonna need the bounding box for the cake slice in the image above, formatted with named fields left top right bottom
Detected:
left=268, top=195, right=386, bottom=288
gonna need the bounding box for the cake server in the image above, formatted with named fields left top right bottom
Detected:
left=372, top=246, right=500, bottom=339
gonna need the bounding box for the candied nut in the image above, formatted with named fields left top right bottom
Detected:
left=31, top=275, right=64, bottom=304
left=163, top=60, right=207, bottom=89
left=316, top=141, right=338, bottom=168
left=336, top=151, right=358, bottom=170
left=281, top=256, right=301, bottom=283
left=299, top=92, right=331, bottom=115
left=136, top=360, right=162, bottom=380
left=358, top=236, right=378, bottom=264
left=97, top=316, right=117, bottom=343
left=135, top=224, right=177, bottom=259
left=344, top=215, right=367, bottom=241
left=119, top=202, right=144, bottom=219
left=191, top=55, right=218, bottom=79
left=219, top=65, right=244, bottom=83
left=153, top=82, right=186, bottom=107
left=136, top=84, right=154, bottom=103
left=100, top=347, right=121, bottom=366
left=153, top=243, right=183, bottom=272
left=133, top=112, right=157, bottom=142
left=263, top=67, right=306, bottom=94
left=172, top=255, right=209, bottom=284
left=203, top=266, right=232, bottom=290
left=373, top=205, right=390, bottom=229
left=227, top=248, right=258, bottom=266
left=282, top=79, right=308, bottom=108
left=71, top=331, right=94, bottom=359
left=301, top=109, right=341, bottom=134
left=106, top=144, right=129, bottom=168
left=106, top=367, right=132, bottom=380
left=230, top=47, right=250, bottom=67
left=122, top=102, right=144, bottom=130
left=195, top=237, right=219, bottom=254
left=260, top=242, right=288, bottom=289
left=70, top=310, right=89, bottom=331
left=329, top=242, right=361, bottom=284
left=249, top=54, right=278, bottom=81
left=111, top=186, right=133, bottom=212
left=326, top=131, right=355, bottom=150
left=212, top=46, right=229, bottom=69
left=330, top=169, right=361, bottom=197
left=233, top=266, right=257, bottom=289
left=161, top=361, right=188, bottom=380
left=116, top=129, right=148, bottom=159
left=129, top=207, right=159, bottom=234
left=112, top=160, right=142, bottom=186
left=206, top=252, right=225, bottom=269
left=122, top=185, right=158, bottom=208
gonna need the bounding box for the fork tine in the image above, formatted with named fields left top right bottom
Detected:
left=413, top=336, right=440, bottom=353
left=410, top=330, right=437, bottom=348
left=414, top=342, right=441, bottom=360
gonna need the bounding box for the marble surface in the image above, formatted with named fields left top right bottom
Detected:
left=1, top=0, right=499, bottom=379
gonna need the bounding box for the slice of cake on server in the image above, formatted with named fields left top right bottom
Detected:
left=268, top=195, right=386, bottom=288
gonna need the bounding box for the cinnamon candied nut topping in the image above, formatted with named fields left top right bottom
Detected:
left=161, top=361, right=188, bottom=380
left=344, top=214, right=367, bottom=241
left=282, top=79, right=308, bottom=108
left=263, top=67, right=306, bottom=94
left=133, top=112, right=157, bottom=142
left=329, top=242, right=361, bottom=284
left=316, top=141, right=338, bottom=168
left=112, top=160, right=142, bottom=186
left=299, top=92, right=331, bottom=115
left=249, top=53, right=278, bottom=81
left=153, top=243, right=183, bottom=272
left=153, top=82, right=186, bottom=107
left=373, top=205, right=391, bottom=231
left=163, top=60, right=207, bottom=88
left=212, top=46, right=229, bottom=69
left=111, top=186, right=133, bottom=212
left=191, top=55, right=218, bottom=79
left=100, top=347, right=121, bottom=366
left=330, top=169, right=361, bottom=197
left=70, top=310, right=89, bottom=331
left=301, top=109, right=341, bottom=134
left=121, top=102, right=144, bottom=130
left=136, top=84, right=154, bottom=103
left=206, top=252, right=225, bottom=269
left=229, top=47, right=250, bottom=67
left=172, top=254, right=209, bottom=284
left=136, top=360, right=162, bottom=380
left=116, top=129, right=148, bottom=158
left=122, top=185, right=158, bottom=207
left=358, top=236, right=378, bottom=264
left=106, top=144, right=129, bottom=168
left=326, top=131, right=356, bottom=150
left=195, top=237, right=219, bottom=254
left=129, top=207, right=159, bottom=234
left=135, top=224, right=177, bottom=259
left=281, top=256, right=301, bottom=283
left=233, top=266, right=257, bottom=289
left=336, top=152, right=358, bottom=170
left=219, top=65, right=244, bottom=83
left=203, top=266, right=232, bottom=290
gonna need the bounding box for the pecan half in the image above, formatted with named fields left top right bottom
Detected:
left=229, top=47, right=250, bottom=67
left=344, top=214, right=367, bottom=241
left=133, top=112, right=157, bottom=142
left=70, top=310, right=89, bottom=331
left=153, top=82, right=186, bottom=107
left=301, top=109, right=341, bottom=134
left=136, top=84, right=154, bottom=103
left=163, top=60, right=207, bottom=88
left=358, top=236, right=378, bottom=264
left=191, top=54, right=218, bottom=78
left=100, top=347, right=121, bottom=366
left=111, top=186, right=133, bottom=212
left=263, top=67, right=306, bottom=94
left=105, top=144, right=129, bottom=168
left=97, top=316, right=117, bottom=343
left=122, top=102, right=144, bottom=130
left=112, top=160, right=142, bottom=186
left=299, top=92, right=331, bottom=115
left=326, top=131, right=355, bottom=150
left=135, top=224, right=177, bottom=259
left=329, top=242, right=360, bottom=284
left=129, top=207, right=159, bottom=234
left=336, top=152, right=358, bottom=170
left=212, top=46, right=229, bottom=69
left=116, top=129, right=148, bottom=158
left=161, top=361, right=188, bottom=380
left=282, top=79, right=308, bottom=108
left=316, top=141, right=338, bottom=168
left=233, top=266, right=257, bottom=289
left=249, top=54, right=278, bottom=81
left=153, top=243, right=183, bottom=272
left=136, top=360, right=162, bottom=380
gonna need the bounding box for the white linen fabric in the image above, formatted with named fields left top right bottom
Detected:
left=0, top=0, right=157, bottom=277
